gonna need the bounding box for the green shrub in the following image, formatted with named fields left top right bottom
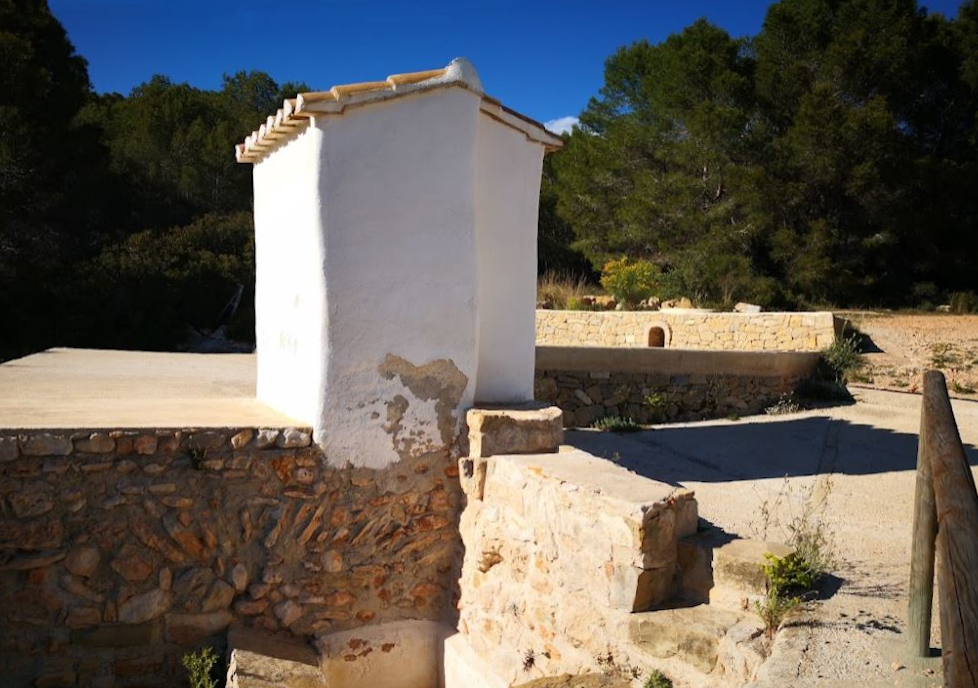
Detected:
left=600, top=257, right=660, bottom=309
left=822, top=335, right=864, bottom=382
left=643, top=391, right=671, bottom=422
left=949, top=291, right=978, bottom=314
left=182, top=647, right=218, bottom=688
left=762, top=552, right=817, bottom=596
left=644, top=670, right=674, bottom=688
left=591, top=416, right=641, bottom=432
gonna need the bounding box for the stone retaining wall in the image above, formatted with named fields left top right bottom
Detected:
left=0, top=427, right=460, bottom=687
left=456, top=449, right=697, bottom=683
left=536, top=310, right=838, bottom=352
left=535, top=346, right=821, bottom=426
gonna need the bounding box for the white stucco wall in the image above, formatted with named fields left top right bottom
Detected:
left=253, top=127, right=327, bottom=427
left=472, top=114, right=544, bottom=403
left=252, top=83, right=551, bottom=468
left=318, top=88, right=482, bottom=468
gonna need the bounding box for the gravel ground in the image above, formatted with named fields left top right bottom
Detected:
left=845, top=313, right=978, bottom=399
left=569, top=387, right=978, bottom=687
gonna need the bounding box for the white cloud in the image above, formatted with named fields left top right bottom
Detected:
left=544, top=116, right=579, bottom=135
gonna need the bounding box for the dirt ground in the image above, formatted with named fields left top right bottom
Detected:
left=843, top=313, right=978, bottom=398
left=569, top=386, right=978, bottom=687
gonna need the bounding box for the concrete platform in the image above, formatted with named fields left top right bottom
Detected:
left=0, top=348, right=301, bottom=429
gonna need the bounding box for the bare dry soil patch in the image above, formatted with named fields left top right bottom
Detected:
left=845, top=313, right=978, bottom=398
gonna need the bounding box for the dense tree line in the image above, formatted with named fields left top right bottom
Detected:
left=0, top=0, right=304, bottom=360
left=550, top=0, right=978, bottom=309
left=2, top=0, right=977, bottom=360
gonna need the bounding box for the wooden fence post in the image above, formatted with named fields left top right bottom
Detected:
left=924, top=370, right=978, bottom=687
left=908, top=372, right=938, bottom=657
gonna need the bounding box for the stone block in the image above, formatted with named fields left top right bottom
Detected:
left=712, top=539, right=793, bottom=596
left=21, top=434, right=72, bottom=456
left=467, top=406, right=563, bottom=458
left=255, top=429, right=280, bottom=449
left=278, top=428, right=312, bottom=448
left=74, top=433, right=115, bottom=453
left=118, top=588, right=172, bottom=624
left=134, top=435, right=158, bottom=455
left=187, top=431, right=226, bottom=450
left=0, top=436, right=19, bottom=462
left=674, top=491, right=698, bottom=538
left=628, top=606, right=743, bottom=673
left=228, top=626, right=325, bottom=688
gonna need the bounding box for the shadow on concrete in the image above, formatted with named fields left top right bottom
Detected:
left=567, top=415, right=978, bottom=486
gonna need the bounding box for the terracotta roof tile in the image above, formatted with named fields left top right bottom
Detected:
left=235, top=58, right=562, bottom=164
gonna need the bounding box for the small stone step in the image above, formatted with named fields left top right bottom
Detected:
left=710, top=539, right=793, bottom=611
left=226, top=625, right=324, bottom=688
left=675, top=532, right=793, bottom=611
left=627, top=605, right=743, bottom=674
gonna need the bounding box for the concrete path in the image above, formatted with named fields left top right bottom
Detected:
left=0, top=348, right=301, bottom=429
left=568, top=387, right=978, bottom=687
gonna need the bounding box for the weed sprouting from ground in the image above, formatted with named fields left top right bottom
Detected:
left=644, top=669, right=675, bottom=688
left=951, top=379, right=976, bottom=394
left=754, top=588, right=801, bottom=640
left=765, top=393, right=801, bottom=416
left=185, top=443, right=207, bottom=470
left=749, top=476, right=838, bottom=583
left=182, top=647, right=218, bottom=688
left=591, top=416, right=641, bottom=432
left=930, top=342, right=961, bottom=369
left=594, top=651, right=643, bottom=681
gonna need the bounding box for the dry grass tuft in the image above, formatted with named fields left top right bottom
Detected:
left=537, top=272, right=591, bottom=310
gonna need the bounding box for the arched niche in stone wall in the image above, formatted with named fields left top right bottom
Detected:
left=645, top=322, right=671, bottom=348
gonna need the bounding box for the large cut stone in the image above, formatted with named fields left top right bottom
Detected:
left=713, top=539, right=794, bottom=595
left=227, top=626, right=325, bottom=688
left=628, top=606, right=743, bottom=673
left=467, top=406, right=563, bottom=458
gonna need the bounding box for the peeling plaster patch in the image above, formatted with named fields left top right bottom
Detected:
left=378, top=355, right=468, bottom=460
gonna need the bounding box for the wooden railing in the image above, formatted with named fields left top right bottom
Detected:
left=908, top=370, right=978, bottom=687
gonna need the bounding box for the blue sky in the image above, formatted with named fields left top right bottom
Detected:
left=51, top=0, right=964, bottom=132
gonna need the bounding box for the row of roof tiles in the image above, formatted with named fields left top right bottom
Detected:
left=235, top=58, right=562, bottom=164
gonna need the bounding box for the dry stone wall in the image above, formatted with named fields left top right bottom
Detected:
left=0, top=427, right=461, bottom=688
left=536, top=310, right=838, bottom=352
left=535, top=347, right=821, bottom=426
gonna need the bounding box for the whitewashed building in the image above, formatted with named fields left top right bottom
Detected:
left=237, top=58, right=562, bottom=467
